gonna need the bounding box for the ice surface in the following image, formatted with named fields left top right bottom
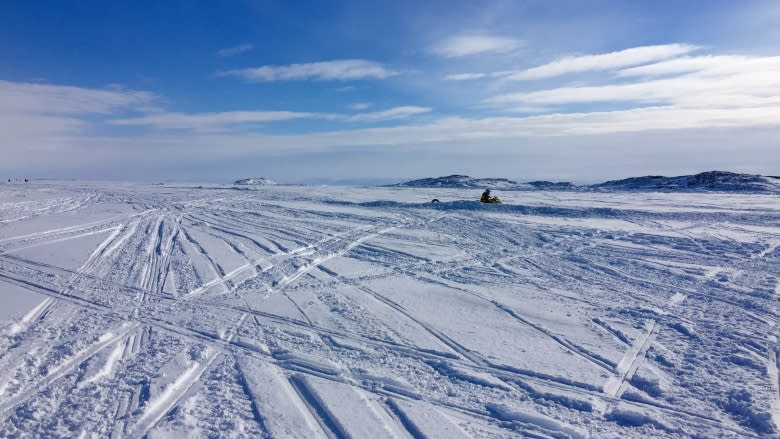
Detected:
left=0, top=180, right=778, bottom=438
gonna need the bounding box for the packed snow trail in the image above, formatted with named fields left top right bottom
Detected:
left=0, top=180, right=779, bottom=438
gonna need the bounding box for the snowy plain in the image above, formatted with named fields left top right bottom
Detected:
left=0, top=180, right=778, bottom=438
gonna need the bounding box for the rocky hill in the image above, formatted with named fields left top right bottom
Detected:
left=390, top=175, right=520, bottom=189
left=592, top=171, right=780, bottom=192
left=234, top=177, right=277, bottom=185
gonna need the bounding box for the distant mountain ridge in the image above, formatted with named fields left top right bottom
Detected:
left=389, top=171, right=780, bottom=193
left=234, top=177, right=277, bottom=185
left=592, top=171, right=780, bottom=192
left=389, top=174, right=520, bottom=189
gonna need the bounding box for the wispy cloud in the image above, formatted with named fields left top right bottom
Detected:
left=6, top=44, right=780, bottom=176
left=110, top=111, right=315, bottom=131
left=617, top=55, right=755, bottom=77
left=444, top=72, right=489, bottom=81
left=216, top=43, right=254, bottom=57
left=0, top=80, right=154, bottom=115
left=345, top=106, right=431, bottom=122
left=445, top=44, right=699, bottom=81
left=433, top=35, right=522, bottom=58
left=219, top=59, right=398, bottom=82
left=504, top=44, right=699, bottom=80
left=349, top=102, right=371, bottom=110
left=0, top=80, right=156, bottom=163
left=486, top=55, right=780, bottom=108
left=109, top=106, right=432, bottom=130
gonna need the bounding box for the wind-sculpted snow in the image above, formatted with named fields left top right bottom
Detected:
left=1, top=180, right=779, bottom=438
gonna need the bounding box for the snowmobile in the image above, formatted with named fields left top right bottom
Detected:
left=480, top=189, right=501, bottom=204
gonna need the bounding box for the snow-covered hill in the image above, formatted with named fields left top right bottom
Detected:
left=527, top=180, right=576, bottom=190
left=390, top=174, right=520, bottom=189
left=593, top=171, right=780, bottom=192
left=1, top=181, right=779, bottom=437
left=234, top=177, right=277, bottom=185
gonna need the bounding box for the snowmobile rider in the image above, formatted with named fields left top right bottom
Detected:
left=481, top=189, right=492, bottom=203
left=480, top=189, right=500, bottom=203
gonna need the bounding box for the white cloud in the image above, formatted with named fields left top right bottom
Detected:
left=110, top=111, right=315, bottom=131
left=433, top=35, right=522, bottom=58
left=505, top=44, right=699, bottom=80
left=219, top=59, right=398, bottom=82
left=617, top=55, right=757, bottom=77
left=216, top=43, right=254, bottom=57
left=0, top=80, right=154, bottom=115
left=0, top=80, right=154, bottom=151
left=488, top=69, right=780, bottom=108
left=5, top=45, right=780, bottom=177
left=349, top=102, right=371, bottom=110
left=444, top=73, right=488, bottom=81
left=108, top=106, right=431, bottom=130
left=344, top=106, right=431, bottom=122
left=64, top=107, right=780, bottom=162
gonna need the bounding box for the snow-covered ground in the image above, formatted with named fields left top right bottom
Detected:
left=1, top=180, right=778, bottom=438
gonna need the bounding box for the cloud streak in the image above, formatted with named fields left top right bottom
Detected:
left=485, top=55, right=780, bottom=108
left=110, top=111, right=315, bottom=131
left=109, top=106, right=433, bottom=130
left=444, top=72, right=489, bottom=81
left=0, top=80, right=154, bottom=115
left=616, top=55, right=756, bottom=77
left=349, top=102, right=371, bottom=110
left=505, top=44, right=699, bottom=80
left=216, top=43, right=254, bottom=57
left=444, top=44, right=699, bottom=81
left=344, top=106, right=431, bottom=122
left=433, top=35, right=522, bottom=58
left=4, top=43, right=779, bottom=178
left=219, top=59, right=398, bottom=82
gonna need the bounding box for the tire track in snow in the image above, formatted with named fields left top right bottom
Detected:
left=0, top=251, right=660, bottom=412
left=138, top=215, right=166, bottom=295
left=127, top=313, right=247, bottom=439
left=0, top=323, right=139, bottom=417
left=180, top=221, right=393, bottom=302
left=9, top=192, right=768, bottom=436
left=768, top=338, right=780, bottom=433
left=604, top=320, right=659, bottom=397
left=4, top=297, right=56, bottom=337
left=0, top=220, right=140, bottom=385
left=155, top=215, right=182, bottom=295
left=400, top=267, right=618, bottom=373
left=0, top=208, right=157, bottom=249
left=178, top=225, right=229, bottom=295
left=1, top=263, right=740, bottom=435
left=78, top=330, right=135, bottom=388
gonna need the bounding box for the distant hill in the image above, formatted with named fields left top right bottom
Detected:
left=387, top=171, right=779, bottom=193
left=234, top=177, right=277, bottom=185
left=527, top=181, right=576, bottom=189
left=389, top=175, right=520, bottom=189
left=592, top=171, right=780, bottom=192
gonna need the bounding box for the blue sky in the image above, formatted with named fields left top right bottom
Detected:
left=1, top=0, right=779, bottom=183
